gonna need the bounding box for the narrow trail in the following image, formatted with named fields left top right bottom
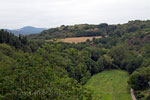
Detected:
left=131, top=88, right=137, bottom=100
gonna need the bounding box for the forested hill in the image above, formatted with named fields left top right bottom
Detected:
left=5, top=26, right=46, bottom=35
left=28, top=20, right=150, bottom=40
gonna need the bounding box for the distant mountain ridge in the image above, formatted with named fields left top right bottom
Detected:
left=5, top=26, right=47, bottom=35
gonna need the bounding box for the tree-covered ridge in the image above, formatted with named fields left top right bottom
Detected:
left=0, top=29, right=28, bottom=48
left=0, top=29, right=45, bottom=52
left=28, top=20, right=150, bottom=40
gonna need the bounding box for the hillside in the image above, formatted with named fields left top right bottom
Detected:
left=85, top=70, right=131, bottom=100
left=28, top=20, right=150, bottom=40
left=5, top=26, right=46, bottom=35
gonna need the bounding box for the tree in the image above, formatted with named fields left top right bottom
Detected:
left=102, top=55, right=114, bottom=69
left=126, top=56, right=143, bottom=74
left=128, top=67, right=150, bottom=90
left=109, top=45, right=127, bottom=67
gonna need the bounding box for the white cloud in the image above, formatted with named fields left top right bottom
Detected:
left=0, top=0, right=150, bottom=29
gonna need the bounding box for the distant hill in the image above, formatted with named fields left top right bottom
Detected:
left=5, top=26, right=47, bottom=35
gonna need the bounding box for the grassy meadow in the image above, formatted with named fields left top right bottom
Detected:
left=46, top=36, right=101, bottom=43
left=85, top=70, right=132, bottom=100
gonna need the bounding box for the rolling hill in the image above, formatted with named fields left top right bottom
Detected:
left=5, top=26, right=46, bottom=35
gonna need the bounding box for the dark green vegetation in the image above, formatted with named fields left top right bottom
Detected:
left=128, top=67, right=150, bottom=100
left=0, top=20, right=150, bottom=100
left=85, top=70, right=131, bottom=100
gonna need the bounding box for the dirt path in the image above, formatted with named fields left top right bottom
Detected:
left=131, top=88, right=137, bottom=100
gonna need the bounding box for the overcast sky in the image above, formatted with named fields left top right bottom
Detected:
left=0, top=0, right=150, bottom=29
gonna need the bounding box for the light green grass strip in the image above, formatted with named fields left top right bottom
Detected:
left=85, top=70, right=132, bottom=100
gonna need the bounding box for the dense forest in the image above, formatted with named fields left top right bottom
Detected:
left=0, top=20, right=150, bottom=100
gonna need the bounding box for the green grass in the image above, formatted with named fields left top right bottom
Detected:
left=85, top=70, right=132, bottom=100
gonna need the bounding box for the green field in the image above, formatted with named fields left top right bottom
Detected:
left=85, top=70, right=132, bottom=100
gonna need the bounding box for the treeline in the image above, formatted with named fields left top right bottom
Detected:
left=0, top=29, right=28, bottom=48
left=0, top=29, right=44, bottom=52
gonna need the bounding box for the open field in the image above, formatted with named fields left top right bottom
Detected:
left=47, top=36, right=101, bottom=43
left=85, top=70, right=132, bottom=100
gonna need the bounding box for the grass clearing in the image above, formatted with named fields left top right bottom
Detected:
left=47, top=36, right=101, bottom=43
left=85, top=70, right=132, bottom=100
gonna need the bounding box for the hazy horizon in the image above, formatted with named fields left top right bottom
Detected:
left=0, top=0, right=150, bottom=29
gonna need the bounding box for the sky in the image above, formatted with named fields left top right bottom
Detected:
left=0, top=0, right=150, bottom=29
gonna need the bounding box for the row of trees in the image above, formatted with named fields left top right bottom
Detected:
left=0, top=30, right=27, bottom=48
